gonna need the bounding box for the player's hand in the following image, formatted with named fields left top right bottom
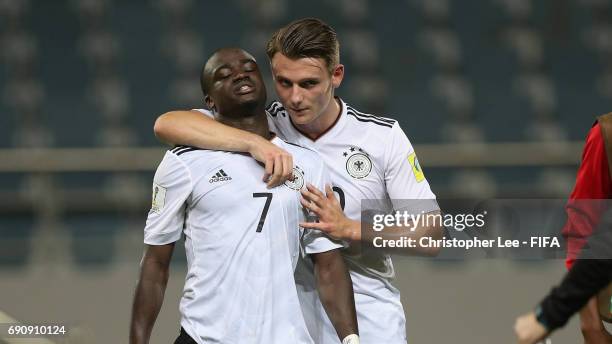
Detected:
left=581, top=297, right=612, bottom=343
left=300, top=184, right=359, bottom=241
left=247, top=136, right=294, bottom=188
left=514, top=312, right=549, bottom=344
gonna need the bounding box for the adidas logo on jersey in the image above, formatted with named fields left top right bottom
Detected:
left=209, top=169, right=232, bottom=183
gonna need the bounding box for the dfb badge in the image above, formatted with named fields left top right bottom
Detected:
left=284, top=165, right=305, bottom=190
left=343, top=146, right=372, bottom=179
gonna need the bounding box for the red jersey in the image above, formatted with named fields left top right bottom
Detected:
left=562, top=122, right=612, bottom=269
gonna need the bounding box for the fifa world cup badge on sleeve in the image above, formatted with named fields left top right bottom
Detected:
left=408, top=152, right=425, bottom=182
left=151, top=183, right=167, bottom=213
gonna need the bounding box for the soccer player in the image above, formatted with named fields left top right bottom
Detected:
left=514, top=207, right=612, bottom=344
left=153, top=18, right=443, bottom=343
left=560, top=114, right=612, bottom=342
left=129, top=47, right=359, bottom=344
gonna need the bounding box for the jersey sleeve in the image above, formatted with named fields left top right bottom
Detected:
left=192, top=108, right=214, bottom=118
left=383, top=122, right=439, bottom=213
left=265, top=111, right=281, bottom=137
left=302, top=155, right=345, bottom=255
left=266, top=102, right=290, bottom=141
left=562, top=123, right=612, bottom=268
left=143, top=152, right=193, bottom=245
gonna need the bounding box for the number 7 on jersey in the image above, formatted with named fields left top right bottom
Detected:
left=253, top=193, right=273, bottom=232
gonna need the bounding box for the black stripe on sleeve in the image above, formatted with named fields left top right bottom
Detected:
left=266, top=102, right=284, bottom=117
left=266, top=102, right=278, bottom=113
left=347, top=106, right=396, bottom=124
left=175, top=148, right=201, bottom=156
left=347, top=110, right=393, bottom=128
left=170, top=146, right=202, bottom=156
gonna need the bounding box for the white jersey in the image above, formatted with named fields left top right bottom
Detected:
left=266, top=98, right=439, bottom=344
left=143, top=137, right=342, bottom=344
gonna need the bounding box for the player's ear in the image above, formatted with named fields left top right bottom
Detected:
left=204, top=95, right=216, bottom=112
left=331, top=64, right=344, bottom=88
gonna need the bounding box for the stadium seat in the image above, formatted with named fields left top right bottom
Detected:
left=1, top=0, right=608, bottom=268
left=0, top=214, right=34, bottom=267
left=65, top=213, right=122, bottom=266
left=449, top=169, right=498, bottom=198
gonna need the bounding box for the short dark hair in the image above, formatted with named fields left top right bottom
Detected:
left=266, top=18, right=340, bottom=74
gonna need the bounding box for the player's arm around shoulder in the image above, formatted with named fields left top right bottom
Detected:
left=154, top=109, right=293, bottom=187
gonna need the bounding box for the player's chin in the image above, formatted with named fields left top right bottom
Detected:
left=235, top=92, right=259, bottom=103
left=288, top=111, right=314, bottom=125
left=235, top=95, right=264, bottom=109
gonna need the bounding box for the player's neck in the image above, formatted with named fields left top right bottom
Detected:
left=217, top=111, right=272, bottom=140
left=295, top=97, right=341, bottom=141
